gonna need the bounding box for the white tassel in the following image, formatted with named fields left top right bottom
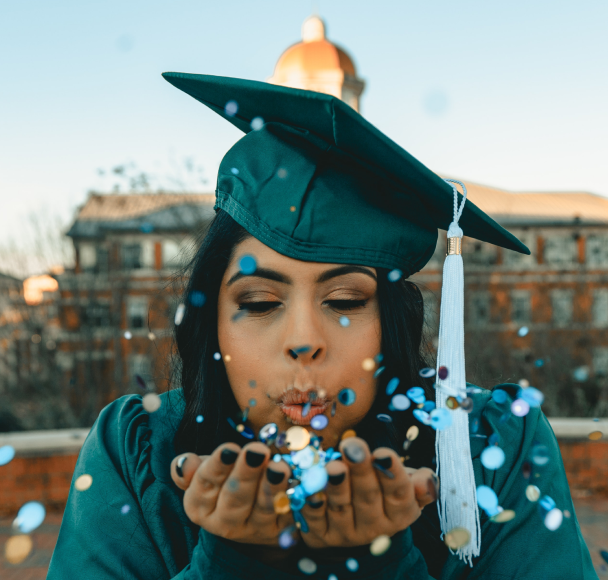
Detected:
left=434, top=180, right=481, bottom=566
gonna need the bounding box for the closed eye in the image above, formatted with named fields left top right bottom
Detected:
left=326, top=299, right=368, bottom=310
left=238, top=301, right=281, bottom=313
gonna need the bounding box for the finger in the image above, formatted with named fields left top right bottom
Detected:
left=408, top=467, right=439, bottom=509
left=252, top=459, right=291, bottom=516
left=215, top=441, right=270, bottom=524
left=323, top=459, right=353, bottom=539
left=340, top=437, right=384, bottom=529
left=171, top=453, right=205, bottom=490
left=371, top=448, right=421, bottom=526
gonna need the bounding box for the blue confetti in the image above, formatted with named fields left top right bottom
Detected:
left=388, top=269, right=402, bottom=282
left=481, top=446, right=505, bottom=470
left=239, top=255, right=257, bottom=275
left=0, top=445, right=16, bottom=466
left=391, top=394, right=410, bottom=411
left=492, top=389, right=508, bottom=404
left=430, top=408, right=452, bottom=430
left=406, top=387, right=426, bottom=404
left=339, top=316, right=350, bottom=327
left=386, top=377, right=400, bottom=395
left=338, top=388, right=356, bottom=406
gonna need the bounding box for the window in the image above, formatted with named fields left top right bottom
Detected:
left=503, top=233, right=535, bottom=267
left=122, top=243, right=142, bottom=269
left=551, top=289, right=573, bottom=327
left=544, top=235, right=577, bottom=267
left=162, top=239, right=181, bottom=268
left=96, top=247, right=109, bottom=273
left=468, top=292, right=490, bottom=327
left=83, top=303, right=111, bottom=327
left=128, top=354, right=155, bottom=389
left=592, top=289, right=608, bottom=327
left=127, top=298, right=148, bottom=329
left=80, top=244, right=97, bottom=272
left=463, top=239, right=498, bottom=266
left=592, top=347, right=608, bottom=377
left=511, top=291, right=531, bottom=325
left=586, top=235, right=608, bottom=267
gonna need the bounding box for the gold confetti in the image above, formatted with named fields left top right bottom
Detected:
left=285, top=426, right=310, bottom=451
left=224, top=354, right=232, bottom=362
left=406, top=425, right=419, bottom=441
left=362, top=358, right=375, bottom=371
left=588, top=431, right=603, bottom=441
left=370, top=534, right=391, bottom=556
left=236, top=424, right=244, bottom=433
left=446, top=396, right=459, bottom=409
left=5, top=534, right=33, bottom=564
left=290, top=206, right=296, bottom=212
left=445, top=527, right=471, bottom=550
left=525, top=484, right=540, bottom=502
left=341, top=429, right=356, bottom=440
left=75, top=474, right=93, bottom=491
left=273, top=491, right=291, bottom=514
left=490, top=509, right=516, bottom=523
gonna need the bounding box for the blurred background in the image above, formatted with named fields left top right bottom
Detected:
left=0, top=0, right=607, bottom=576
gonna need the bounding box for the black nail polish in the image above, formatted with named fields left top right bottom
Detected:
left=246, top=450, right=266, bottom=468
left=176, top=455, right=187, bottom=478
left=373, top=463, right=395, bottom=479
left=373, top=456, right=392, bottom=470
left=343, top=443, right=365, bottom=464
left=221, top=449, right=238, bottom=465
left=307, top=499, right=324, bottom=509
left=266, top=468, right=285, bottom=485
left=328, top=472, right=345, bottom=486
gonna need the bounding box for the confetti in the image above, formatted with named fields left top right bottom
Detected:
left=0, top=445, right=16, bottom=466
left=301, top=465, right=329, bottom=495
left=285, top=426, right=310, bottom=451
left=196, top=415, right=204, bottom=423
left=406, top=425, right=419, bottom=441
left=386, top=377, right=400, bottom=395
left=310, top=414, right=328, bottom=430
left=490, top=509, right=516, bottom=523
left=377, top=413, right=392, bottom=423
left=259, top=423, right=278, bottom=444
left=476, top=485, right=499, bottom=516
left=142, top=393, right=162, bottom=413
left=517, top=326, right=529, bottom=337
left=239, top=255, right=257, bottom=275
left=231, top=167, right=239, bottom=175
left=124, top=331, right=132, bottom=340
left=430, top=408, right=452, bottom=430
left=273, top=491, right=291, bottom=514
left=370, top=534, right=391, bottom=555
left=572, top=366, right=590, bottom=382
left=121, top=504, right=131, bottom=514
left=4, top=535, right=33, bottom=565
left=446, top=396, right=459, bottom=410
left=279, top=525, right=297, bottom=549
left=339, top=315, right=350, bottom=327
left=224, top=354, right=232, bottom=362
left=213, top=352, right=222, bottom=361
left=525, top=485, right=540, bottom=502
left=290, top=206, right=296, bottom=212
left=298, top=557, right=317, bottom=575
left=406, top=387, right=426, bottom=404
left=341, top=429, right=356, bottom=440
left=413, top=409, right=431, bottom=425
left=544, top=508, right=563, bottom=531
left=519, top=386, right=544, bottom=407
left=445, top=527, right=471, bottom=549
left=338, top=388, right=356, bottom=406
left=14, top=501, right=45, bottom=534
left=438, top=366, right=448, bottom=380
left=588, top=431, right=603, bottom=441
left=224, top=100, right=238, bottom=116
left=530, top=444, right=550, bottom=466
left=189, top=291, right=206, bottom=307
left=511, top=399, right=530, bottom=417
left=249, top=380, right=256, bottom=388
left=492, top=389, right=508, bottom=404
left=362, top=358, right=375, bottom=371
left=147, top=332, right=156, bottom=340
left=251, top=116, right=264, bottom=130
left=481, top=446, right=505, bottom=470
left=75, top=474, right=93, bottom=491
left=391, top=394, right=410, bottom=411
left=346, top=558, right=359, bottom=571
left=419, top=367, right=436, bottom=378
left=388, top=269, right=402, bottom=282
left=277, top=168, right=288, bottom=178
left=518, top=378, right=530, bottom=388
left=373, top=366, right=386, bottom=378
left=174, top=303, right=186, bottom=325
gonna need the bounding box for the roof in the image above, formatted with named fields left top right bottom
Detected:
left=457, top=179, right=608, bottom=226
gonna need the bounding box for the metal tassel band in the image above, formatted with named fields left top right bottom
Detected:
left=447, top=236, right=462, bottom=256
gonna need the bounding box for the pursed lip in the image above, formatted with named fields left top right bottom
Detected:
left=278, top=388, right=330, bottom=426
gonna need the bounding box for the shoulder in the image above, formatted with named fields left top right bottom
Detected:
left=81, top=389, right=185, bottom=489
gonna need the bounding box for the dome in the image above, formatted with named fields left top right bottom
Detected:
left=272, top=15, right=357, bottom=80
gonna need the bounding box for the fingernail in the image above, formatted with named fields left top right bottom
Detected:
left=246, top=450, right=266, bottom=468
left=343, top=443, right=365, bottom=464
left=221, top=449, right=238, bottom=465
left=307, top=498, right=324, bottom=509
left=373, top=463, right=395, bottom=479
left=328, top=472, right=345, bottom=486
left=176, top=455, right=187, bottom=478
left=266, top=468, right=285, bottom=484
left=373, top=456, right=392, bottom=470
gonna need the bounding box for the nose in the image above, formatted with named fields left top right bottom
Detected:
left=283, top=307, right=326, bottom=366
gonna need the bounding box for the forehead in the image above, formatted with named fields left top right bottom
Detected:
left=226, top=237, right=376, bottom=280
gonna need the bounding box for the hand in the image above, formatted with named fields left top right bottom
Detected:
left=299, top=437, right=438, bottom=549
left=171, top=442, right=294, bottom=545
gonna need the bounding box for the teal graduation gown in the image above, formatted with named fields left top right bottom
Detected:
left=47, top=386, right=598, bottom=579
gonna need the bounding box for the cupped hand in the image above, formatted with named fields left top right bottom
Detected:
left=300, top=437, right=438, bottom=549
left=171, top=442, right=294, bottom=545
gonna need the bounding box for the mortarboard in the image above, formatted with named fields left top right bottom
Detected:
left=162, top=72, right=530, bottom=565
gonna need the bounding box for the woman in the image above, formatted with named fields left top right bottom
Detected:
left=48, top=74, right=597, bottom=579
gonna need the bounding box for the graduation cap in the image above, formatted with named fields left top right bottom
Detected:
left=163, top=72, right=529, bottom=564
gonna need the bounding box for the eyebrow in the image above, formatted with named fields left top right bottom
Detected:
left=226, top=264, right=376, bottom=286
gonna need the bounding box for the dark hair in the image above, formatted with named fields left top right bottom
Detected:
left=174, top=210, right=435, bottom=467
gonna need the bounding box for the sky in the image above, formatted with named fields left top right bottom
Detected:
left=1, top=0, right=607, bottom=274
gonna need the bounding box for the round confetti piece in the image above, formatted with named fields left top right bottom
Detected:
left=519, top=378, right=530, bottom=388
left=310, top=414, right=328, bottom=430
left=231, top=167, right=239, bottom=175
left=370, top=534, right=391, bottom=556
left=519, top=386, right=544, bottom=407
left=406, top=425, right=419, bottom=441
left=290, top=205, right=296, bottom=212
left=142, top=393, right=162, bottom=413
left=406, top=387, right=426, bottom=404
left=239, top=255, right=257, bottom=275
left=338, top=388, right=356, bottom=406
left=279, top=526, right=297, bottom=549
left=75, top=474, right=93, bottom=491
left=4, top=534, right=33, bottom=565
left=517, top=326, right=529, bottom=337
left=511, top=398, right=530, bottom=417
left=476, top=485, right=499, bottom=513
left=386, top=377, right=400, bottom=396
left=196, top=415, right=204, bottom=423
left=373, top=366, right=386, bottom=379
left=273, top=491, right=291, bottom=515
left=298, top=557, right=317, bottom=575
left=530, top=444, right=550, bottom=466
left=446, top=396, right=459, bottom=410
left=391, top=394, right=410, bottom=411
left=0, top=445, right=16, bottom=466
left=251, top=116, right=264, bottom=130
left=588, top=431, right=603, bottom=441
left=174, top=303, right=186, bottom=325
left=285, top=426, right=310, bottom=451
left=413, top=409, right=431, bottom=425
left=259, top=423, right=278, bottom=444
left=329, top=575, right=338, bottom=580
left=563, top=509, right=571, bottom=518
left=362, top=358, right=375, bottom=371
left=147, top=332, right=156, bottom=340
left=225, top=100, right=238, bottom=116
left=430, top=408, right=452, bottom=430
left=481, top=446, right=505, bottom=470
left=492, top=389, right=508, bottom=404
left=339, top=315, right=351, bottom=327
left=121, top=504, right=131, bottom=514
left=387, top=269, right=402, bottom=282
left=213, top=352, right=221, bottom=361
left=419, top=367, right=436, bottom=378
left=445, top=527, right=471, bottom=550
left=376, top=413, right=392, bottom=423
left=224, top=354, right=232, bottom=362
left=124, top=331, right=132, bottom=340
left=544, top=508, right=563, bottom=531
left=301, top=464, right=329, bottom=495
left=236, top=424, right=244, bottom=433
left=14, top=502, right=45, bottom=534
left=539, top=495, right=556, bottom=513
left=341, top=429, right=356, bottom=440
left=490, top=509, right=516, bottom=523
left=346, top=558, right=359, bottom=571
left=189, top=291, right=206, bottom=307
left=525, top=485, right=541, bottom=502
left=438, top=366, right=448, bottom=380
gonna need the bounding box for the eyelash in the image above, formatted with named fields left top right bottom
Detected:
left=237, top=299, right=368, bottom=313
